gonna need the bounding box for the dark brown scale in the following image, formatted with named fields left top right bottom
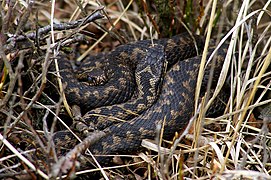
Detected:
left=88, top=45, right=229, bottom=164
left=56, top=54, right=135, bottom=111
left=80, top=33, right=205, bottom=130
left=76, top=67, right=109, bottom=86
left=56, top=33, right=204, bottom=114
left=52, top=35, right=230, bottom=170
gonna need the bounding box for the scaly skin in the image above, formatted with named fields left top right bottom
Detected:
left=77, top=33, right=205, bottom=129
left=53, top=35, right=229, bottom=168
left=88, top=45, right=228, bottom=164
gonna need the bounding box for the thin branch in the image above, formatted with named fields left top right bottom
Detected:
left=51, top=131, right=106, bottom=178
left=6, top=7, right=104, bottom=43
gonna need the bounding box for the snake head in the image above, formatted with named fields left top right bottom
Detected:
left=76, top=67, right=108, bottom=86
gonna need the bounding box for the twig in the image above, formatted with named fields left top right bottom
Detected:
left=2, top=0, right=16, bottom=35
left=6, top=38, right=50, bottom=136
left=0, top=133, right=49, bottom=179
left=0, top=41, right=15, bottom=108
left=15, top=1, right=34, bottom=35
left=78, top=1, right=133, bottom=61
left=51, top=131, right=106, bottom=178
left=4, top=7, right=104, bottom=52
left=7, top=7, right=104, bottom=42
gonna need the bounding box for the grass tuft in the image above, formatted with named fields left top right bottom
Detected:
left=0, top=0, right=270, bottom=179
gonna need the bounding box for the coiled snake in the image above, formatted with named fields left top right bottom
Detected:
left=53, top=33, right=229, bottom=166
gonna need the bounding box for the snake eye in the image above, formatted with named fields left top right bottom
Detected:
left=87, top=76, right=97, bottom=86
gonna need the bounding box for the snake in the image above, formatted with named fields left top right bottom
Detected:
left=53, top=33, right=229, bottom=166
left=56, top=33, right=205, bottom=129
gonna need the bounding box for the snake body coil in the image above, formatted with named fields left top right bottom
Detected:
left=54, top=34, right=228, bottom=165
left=57, top=33, right=204, bottom=115
left=88, top=46, right=228, bottom=164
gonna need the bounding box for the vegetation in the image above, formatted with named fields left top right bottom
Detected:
left=0, top=0, right=270, bottom=179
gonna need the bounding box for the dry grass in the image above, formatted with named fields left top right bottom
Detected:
left=0, top=0, right=271, bottom=179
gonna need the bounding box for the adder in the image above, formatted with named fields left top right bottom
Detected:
left=53, top=33, right=229, bottom=166
left=56, top=33, right=205, bottom=130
